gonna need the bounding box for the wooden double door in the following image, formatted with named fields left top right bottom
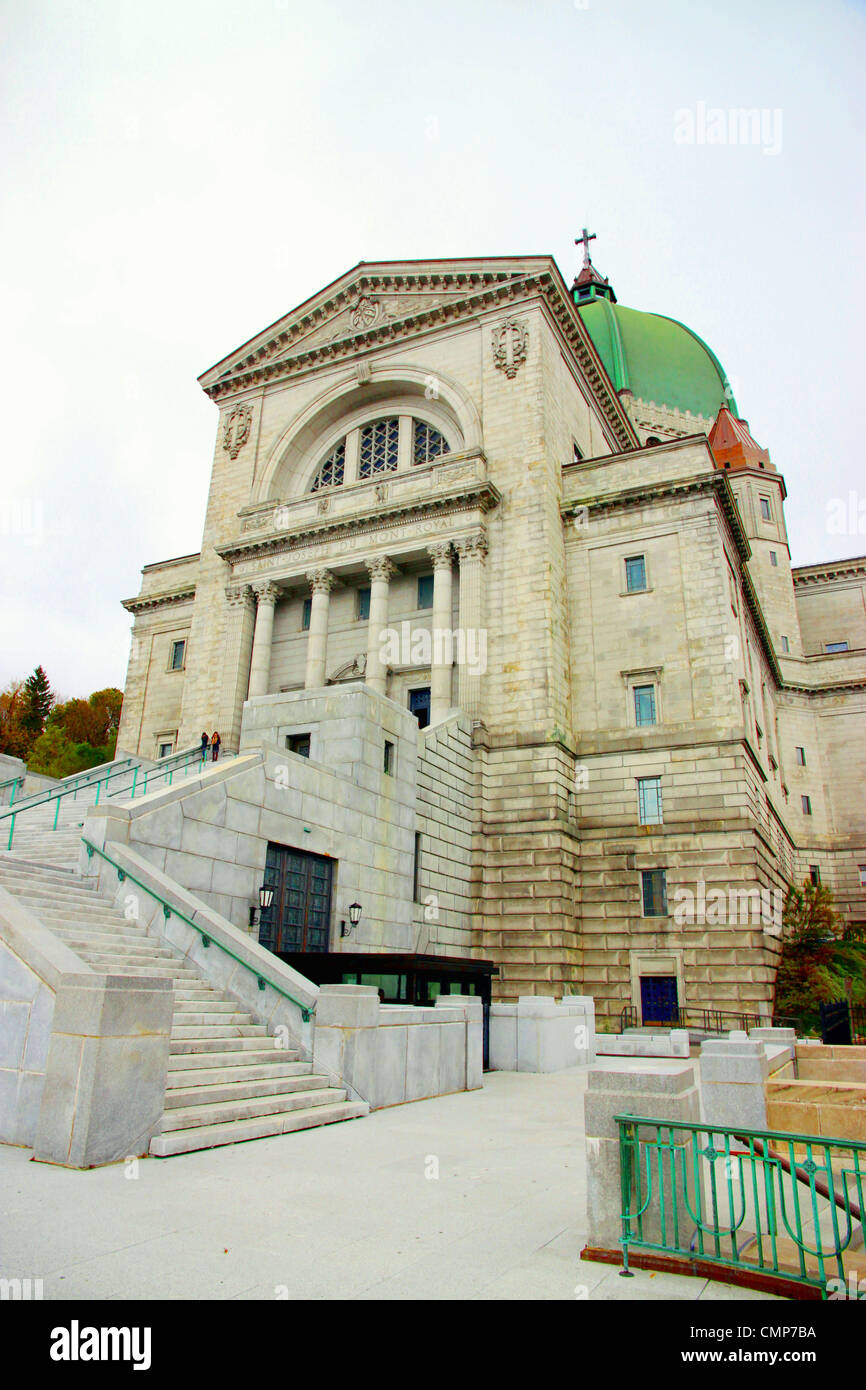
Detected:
left=259, top=843, right=333, bottom=954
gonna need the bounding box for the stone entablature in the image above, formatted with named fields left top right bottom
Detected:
left=792, top=557, right=866, bottom=587
left=222, top=512, right=490, bottom=583
left=227, top=449, right=494, bottom=557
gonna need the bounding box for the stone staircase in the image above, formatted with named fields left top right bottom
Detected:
left=0, top=799, right=367, bottom=1157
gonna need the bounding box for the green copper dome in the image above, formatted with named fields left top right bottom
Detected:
left=575, top=277, right=737, bottom=420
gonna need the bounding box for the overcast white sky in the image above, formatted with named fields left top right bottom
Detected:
left=2, top=0, right=864, bottom=698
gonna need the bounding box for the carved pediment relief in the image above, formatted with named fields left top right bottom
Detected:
left=266, top=291, right=468, bottom=362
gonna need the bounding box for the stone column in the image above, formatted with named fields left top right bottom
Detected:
left=365, top=556, right=395, bottom=696
left=222, top=584, right=256, bottom=750
left=454, top=531, right=488, bottom=719
left=304, top=568, right=336, bottom=689
left=248, top=581, right=280, bottom=699
left=428, top=541, right=454, bottom=725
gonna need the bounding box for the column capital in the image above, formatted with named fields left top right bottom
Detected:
left=366, top=555, right=397, bottom=584
left=225, top=583, right=254, bottom=610
left=306, top=567, right=337, bottom=595
left=454, top=531, right=488, bottom=561
left=427, top=540, right=454, bottom=570
left=251, top=580, right=280, bottom=605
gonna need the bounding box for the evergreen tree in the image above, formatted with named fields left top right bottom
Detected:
left=19, top=666, right=54, bottom=740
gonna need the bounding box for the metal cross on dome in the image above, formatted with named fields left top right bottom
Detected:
left=575, top=226, right=597, bottom=266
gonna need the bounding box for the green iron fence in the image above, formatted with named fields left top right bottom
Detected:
left=615, top=1113, right=865, bottom=1296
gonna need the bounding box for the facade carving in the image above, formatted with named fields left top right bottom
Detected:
left=222, top=403, right=252, bottom=459
left=491, top=317, right=528, bottom=379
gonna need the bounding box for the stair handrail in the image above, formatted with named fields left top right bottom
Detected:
left=0, top=776, right=23, bottom=806
left=0, top=745, right=204, bottom=850
left=81, top=837, right=314, bottom=1022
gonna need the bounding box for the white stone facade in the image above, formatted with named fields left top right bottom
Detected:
left=116, top=256, right=866, bottom=1024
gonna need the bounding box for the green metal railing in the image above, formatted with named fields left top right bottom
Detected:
left=0, top=746, right=205, bottom=851
left=81, top=837, right=314, bottom=1023
left=0, top=776, right=23, bottom=807
left=616, top=1113, right=866, bottom=1296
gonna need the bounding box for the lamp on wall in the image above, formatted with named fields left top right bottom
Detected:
left=249, top=884, right=275, bottom=930
left=340, top=901, right=363, bottom=938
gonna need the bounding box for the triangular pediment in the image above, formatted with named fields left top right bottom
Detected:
left=197, top=257, right=555, bottom=394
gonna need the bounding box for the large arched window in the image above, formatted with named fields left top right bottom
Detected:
left=359, top=417, right=399, bottom=478
left=308, top=415, right=452, bottom=492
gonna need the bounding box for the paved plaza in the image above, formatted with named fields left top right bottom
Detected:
left=0, top=1068, right=779, bottom=1301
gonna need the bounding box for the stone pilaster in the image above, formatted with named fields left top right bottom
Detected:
left=304, top=568, right=336, bottom=689
left=221, top=584, right=256, bottom=751
left=428, top=541, right=454, bottom=725
left=455, top=531, right=487, bottom=720
left=247, top=581, right=280, bottom=699
left=365, top=556, right=396, bottom=696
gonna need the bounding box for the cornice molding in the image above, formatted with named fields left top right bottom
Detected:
left=121, top=587, right=196, bottom=616
left=792, top=559, right=866, bottom=588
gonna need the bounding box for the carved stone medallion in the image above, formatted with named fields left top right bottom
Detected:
left=223, top=404, right=253, bottom=459
left=492, top=318, right=528, bottom=379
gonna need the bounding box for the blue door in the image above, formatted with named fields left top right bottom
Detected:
left=640, top=975, right=678, bottom=1024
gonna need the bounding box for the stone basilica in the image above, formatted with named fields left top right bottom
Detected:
left=117, top=243, right=866, bottom=1025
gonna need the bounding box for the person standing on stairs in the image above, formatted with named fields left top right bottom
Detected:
left=211, top=731, right=221, bottom=762
left=200, top=731, right=209, bottom=762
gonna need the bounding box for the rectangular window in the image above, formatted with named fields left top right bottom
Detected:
left=158, top=742, right=174, bottom=759
left=795, top=746, right=806, bottom=766
left=780, top=634, right=789, bottom=653
left=637, top=776, right=663, bottom=825
left=413, top=832, right=422, bottom=900
left=641, top=869, right=668, bottom=917
left=760, top=497, right=772, bottom=521
left=801, top=795, right=812, bottom=815
left=809, top=865, right=821, bottom=886
left=286, top=733, right=311, bottom=758
left=170, top=639, right=185, bottom=671
left=769, top=550, right=778, bottom=567
left=859, top=866, right=866, bottom=887
left=825, top=641, right=849, bottom=653
left=357, top=587, right=370, bottom=621
left=633, top=684, right=657, bottom=727
left=302, top=597, right=312, bottom=630
left=409, top=687, right=431, bottom=729
left=417, top=574, right=434, bottom=610
left=383, top=740, right=394, bottom=775
left=624, top=555, right=647, bottom=593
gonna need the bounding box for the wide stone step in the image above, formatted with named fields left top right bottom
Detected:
left=79, top=948, right=188, bottom=969
left=82, top=962, right=200, bottom=980
left=164, top=1060, right=309, bottom=1089
left=165, top=1074, right=325, bottom=1108
left=158, top=1085, right=344, bottom=1132
left=167, top=1046, right=300, bottom=1070
left=173, top=998, right=242, bottom=1014
left=50, top=931, right=166, bottom=955
left=170, top=1023, right=266, bottom=1039
left=169, top=1036, right=276, bottom=1055
left=14, top=897, right=132, bottom=919
left=170, top=1011, right=256, bottom=1028
left=0, top=866, right=98, bottom=891
left=149, top=1100, right=369, bottom=1157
